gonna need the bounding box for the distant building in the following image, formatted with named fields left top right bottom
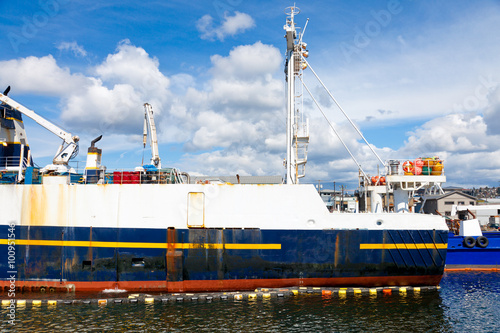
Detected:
left=418, top=190, right=477, bottom=216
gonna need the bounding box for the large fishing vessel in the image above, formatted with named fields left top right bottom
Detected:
left=0, top=7, right=448, bottom=293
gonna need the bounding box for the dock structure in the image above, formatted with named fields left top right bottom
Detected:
left=1, top=285, right=440, bottom=308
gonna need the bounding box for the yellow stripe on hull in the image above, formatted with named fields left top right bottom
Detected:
left=360, top=243, right=447, bottom=250
left=0, top=239, right=281, bottom=250
left=1, top=239, right=446, bottom=250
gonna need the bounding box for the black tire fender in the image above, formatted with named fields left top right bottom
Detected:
left=476, top=236, right=489, bottom=248
left=463, top=236, right=476, bottom=248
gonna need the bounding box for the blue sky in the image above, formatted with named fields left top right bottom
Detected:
left=1, top=0, right=500, bottom=190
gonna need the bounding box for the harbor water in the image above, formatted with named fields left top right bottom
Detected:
left=2, top=272, right=499, bottom=332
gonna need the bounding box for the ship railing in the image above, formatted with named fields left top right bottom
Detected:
left=385, top=158, right=445, bottom=177
left=0, top=157, right=31, bottom=184
left=358, top=158, right=446, bottom=189
left=103, top=167, right=187, bottom=185
left=0, top=156, right=30, bottom=170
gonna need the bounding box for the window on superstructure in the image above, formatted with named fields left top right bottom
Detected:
left=444, top=201, right=454, bottom=205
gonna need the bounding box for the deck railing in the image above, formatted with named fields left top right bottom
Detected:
left=0, top=165, right=188, bottom=185
left=0, top=156, right=30, bottom=170
left=385, top=158, right=445, bottom=177
left=79, top=167, right=188, bottom=185
left=359, top=158, right=446, bottom=187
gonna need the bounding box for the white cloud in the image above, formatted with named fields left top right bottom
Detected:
left=295, top=108, right=500, bottom=188
left=61, top=82, right=144, bottom=135
left=93, top=40, right=170, bottom=101
left=179, top=147, right=283, bottom=177
left=220, top=11, right=255, bottom=36
left=483, top=87, right=500, bottom=135
left=401, top=89, right=500, bottom=187
left=180, top=42, right=284, bottom=152
left=314, top=3, right=500, bottom=125
left=169, top=73, right=196, bottom=95
left=47, top=40, right=284, bottom=164
left=4, top=32, right=500, bottom=188
left=197, top=11, right=255, bottom=41
left=0, top=41, right=172, bottom=139
left=402, top=113, right=489, bottom=154
left=0, top=55, right=92, bottom=96
left=391, top=110, right=500, bottom=187
left=57, top=40, right=172, bottom=135
left=210, top=42, right=281, bottom=81
left=56, top=41, right=87, bottom=57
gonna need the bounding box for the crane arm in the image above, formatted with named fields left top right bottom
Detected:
left=143, top=103, right=161, bottom=168
left=0, top=92, right=79, bottom=165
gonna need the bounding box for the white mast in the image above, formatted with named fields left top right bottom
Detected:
left=284, top=6, right=309, bottom=184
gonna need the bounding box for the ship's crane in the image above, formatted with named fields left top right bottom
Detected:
left=143, top=103, right=161, bottom=168
left=0, top=87, right=79, bottom=169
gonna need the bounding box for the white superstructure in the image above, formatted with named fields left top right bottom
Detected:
left=0, top=182, right=447, bottom=232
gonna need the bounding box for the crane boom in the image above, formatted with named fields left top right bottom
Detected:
left=143, top=103, right=161, bottom=168
left=0, top=91, right=79, bottom=165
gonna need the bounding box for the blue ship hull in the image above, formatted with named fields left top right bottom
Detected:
left=1, top=226, right=448, bottom=292
left=446, top=232, right=500, bottom=269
